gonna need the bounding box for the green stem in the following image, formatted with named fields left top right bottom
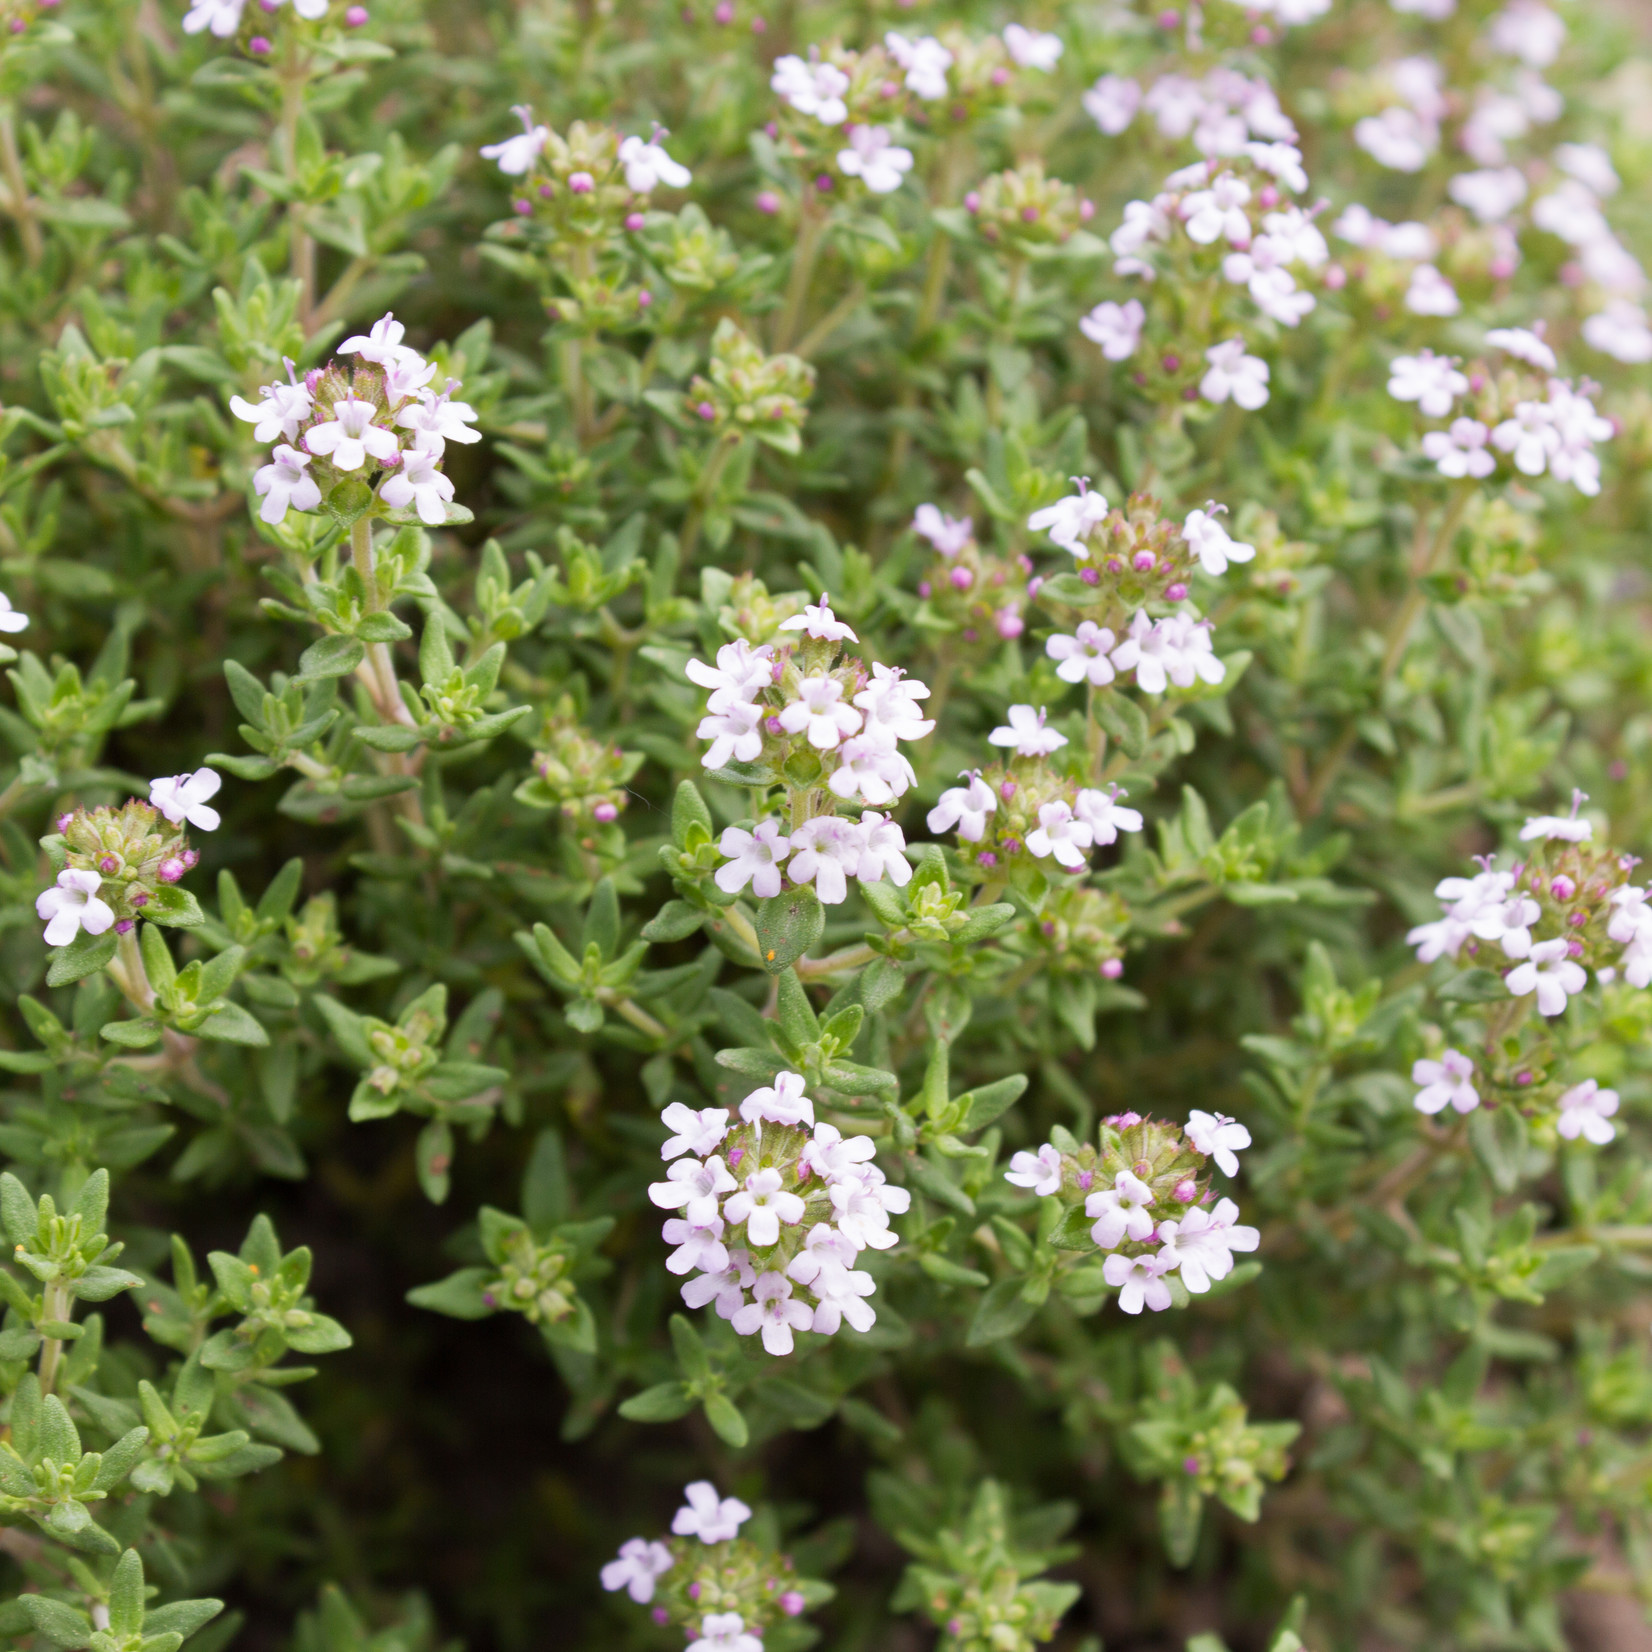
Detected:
left=797, top=942, right=879, bottom=980
left=36, top=1281, right=70, bottom=1396
left=679, top=436, right=737, bottom=562
left=773, top=205, right=829, bottom=354
left=277, top=50, right=315, bottom=333
left=0, top=104, right=41, bottom=267
left=605, top=995, right=669, bottom=1040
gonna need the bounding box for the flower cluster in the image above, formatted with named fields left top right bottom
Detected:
left=36, top=769, right=220, bottom=946
left=601, top=1481, right=818, bottom=1650
left=1387, top=333, right=1615, bottom=496
left=927, top=708, right=1143, bottom=885
left=514, top=697, right=642, bottom=827
left=910, top=505, right=1028, bottom=643
left=690, top=597, right=933, bottom=905
left=1005, top=1111, right=1257, bottom=1314
left=234, top=315, right=478, bottom=527
left=647, top=1073, right=909, bottom=1356
left=1085, top=66, right=1295, bottom=156
left=184, top=0, right=351, bottom=48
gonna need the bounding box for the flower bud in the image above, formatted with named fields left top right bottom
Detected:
left=158, top=857, right=187, bottom=884
left=130, top=892, right=148, bottom=909
left=1101, top=958, right=1124, bottom=979
left=999, top=780, right=1017, bottom=802
left=98, top=854, right=120, bottom=875
left=1172, top=1178, right=1197, bottom=1203
left=116, top=919, right=135, bottom=935
left=1165, top=582, right=1188, bottom=601
left=345, top=4, right=368, bottom=22
left=714, top=0, right=733, bottom=18
left=249, top=35, right=272, bottom=53
left=950, top=566, right=974, bottom=591
left=964, top=192, right=980, bottom=213
left=1550, top=875, right=1576, bottom=899
left=593, top=801, right=619, bottom=824
left=627, top=214, right=646, bottom=232
left=977, top=850, right=998, bottom=868
left=755, top=190, right=780, bottom=215
left=996, top=608, right=1024, bottom=640
left=1132, top=550, right=1155, bottom=573
left=513, top=198, right=532, bottom=216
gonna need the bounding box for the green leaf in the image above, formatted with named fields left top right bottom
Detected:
left=618, top=1381, right=696, bottom=1422
left=100, top=1018, right=163, bottom=1048
left=47, top=928, right=118, bottom=987
left=703, top=1390, right=749, bottom=1447
left=1437, top=968, right=1507, bottom=1003
left=295, top=634, right=366, bottom=683
left=966, top=1276, right=1040, bottom=1346
left=407, top=1267, right=495, bottom=1319
left=755, top=888, right=824, bottom=975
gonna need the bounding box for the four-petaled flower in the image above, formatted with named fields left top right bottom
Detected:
left=1184, top=1109, right=1253, bottom=1175
left=1086, top=1170, right=1157, bottom=1248
left=660, top=1103, right=730, bottom=1160
left=648, top=1156, right=738, bottom=1225
left=837, top=125, right=914, bottom=195
left=1047, top=623, right=1117, bottom=686
left=1004, top=1143, right=1063, bottom=1196
left=36, top=869, right=115, bottom=948
left=1104, top=1252, right=1173, bottom=1314
left=150, top=767, right=223, bottom=831
left=253, top=445, right=322, bottom=524
left=1028, top=485, right=1109, bottom=553
left=716, top=820, right=792, bottom=897
left=928, top=771, right=997, bottom=841
left=304, top=396, right=401, bottom=472
left=600, top=1538, right=673, bottom=1603
left=672, top=1481, right=752, bottom=1544
left=779, top=596, right=858, bottom=642
left=481, top=107, right=550, bottom=175
left=1157, top=1198, right=1260, bottom=1293
left=618, top=133, right=692, bottom=192
left=379, top=449, right=456, bottom=525
left=730, top=1270, right=814, bottom=1355
left=1182, top=507, right=1256, bottom=576
left=1557, top=1078, right=1619, bottom=1145
left=1505, top=937, right=1588, bottom=1016
left=739, top=1071, right=815, bottom=1129
left=989, top=704, right=1068, bottom=758
left=724, top=1167, right=807, bottom=1247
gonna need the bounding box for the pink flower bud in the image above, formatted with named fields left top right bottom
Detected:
left=182, top=849, right=200, bottom=870
left=999, top=780, right=1017, bottom=802
left=964, top=191, right=980, bottom=212
left=696, top=400, right=716, bottom=421
left=1567, top=939, right=1584, bottom=956
left=345, top=4, right=368, bottom=22
left=687, top=1582, right=702, bottom=1601
left=950, top=566, right=974, bottom=591
left=917, top=580, right=931, bottom=598
left=1076, top=1169, right=1094, bottom=1191
left=962, top=626, right=978, bottom=641
left=765, top=715, right=784, bottom=736
left=1017, top=553, right=1034, bottom=575
left=1173, top=1178, right=1197, bottom=1203
left=1157, top=8, right=1180, bottom=26
left=1569, top=910, right=1587, bottom=926
left=881, top=80, right=900, bottom=98
left=1132, top=550, right=1155, bottom=573
left=1183, top=1455, right=1201, bottom=1475
left=1001, top=836, right=1022, bottom=854
left=780, top=1592, right=805, bottom=1617
left=1470, top=373, right=1487, bottom=393
left=1166, top=582, right=1188, bottom=601
left=116, top=919, right=135, bottom=934
left=1080, top=199, right=1095, bottom=221
left=512, top=198, right=532, bottom=215
left=1078, top=566, right=1101, bottom=587
left=626, top=213, right=646, bottom=232
left=1323, top=263, right=1347, bottom=290
left=1161, top=354, right=1180, bottom=372
left=593, top=801, right=618, bottom=823
left=55, top=812, right=73, bottom=833
left=130, top=892, right=148, bottom=908
left=569, top=172, right=594, bottom=194
left=1020, top=205, right=1039, bottom=223
left=1106, top=1111, right=1142, bottom=1128
left=249, top=35, right=272, bottom=53
left=750, top=13, right=765, bottom=31
left=977, top=850, right=998, bottom=869
left=258, top=0, right=278, bottom=11
left=1550, top=875, right=1576, bottom=899
left=538, top=182, right=554, bottom=198
left=158, top=857, right=187, bottom=884
left=1489, top=257, right=1516, bottom=280
left=764, top=121, right=777, bottom=139
left=815, top=173, right=833, bottom=193
left=99, top=854, right=120, bottom=875
left=1250, top=23, right=1273, bottom=43
left=996, top=608, right=1024, bottom=639
left=1515, top=1070, right=1533, bottom=1086
left=714, top=0, right=733, bottom=18
left=1101, top=957, right=1124, bottom=979
left=992, top=65, right=1010, bottom=85
left=756, top=190, right=780, bottom=215
left=1258, top=185, right=1279, bottom=209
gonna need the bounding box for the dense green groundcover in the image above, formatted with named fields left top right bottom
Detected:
left=0, top=0, right=1651, bottom=1648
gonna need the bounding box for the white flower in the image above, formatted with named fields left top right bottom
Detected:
left=928, top=771, right=997, bottom=841
left=1422, top=420, right=1496, bottom=479
left=1412, top=1050, right=1478, bottom=1116
left=1407, top=916, right=1471, bottom=963
left=1225, top=240, right=1315, bottom=328
left=1182, top=507, right=1255, bottom=576
left=672, top=1482, right=752, bottom=1544
left=1110, top=197, right=1173, bottom=273
left=1382, top=221, right=1440, bottom=261
left=854, top=664, right=934, bottom=742
left=771, top=55, right=850, bottom=125
left=1355, top=107, right=1437, bottom=173
left=1505, top=938, right=1587, bottom=1016
left=1555, top=141, right=1618, bottom=198
left=618, top=133, right=691, bottom=193
left=230, top=369, right=313, bottom=445
left=396, top=387, right=482, bottom=457
left=837, top=125, right=914, bottom=195
left=378, top=449, right=455, bottom=526
left=1520, top=794, right=1593, bottom=841
left=779, top=674, right=861, bottom=750
left=1086, top=1170, right=1156, bottom=1248
left=1157, top=1197, right=1260, bottom=1293
left=1084, top=73, right=1142, bottom=135
left=1002, top=23, right=1062, bottom=70
left=1184, top=1110, right=1252, bottom=1176
left=1487, top=0, right=1566, bottom=67
left=1545, top=381, right=1614, bottom=497
left=715, top=821, right=792, bottom=898
left=787, top=815, right=862, bottom=905
left=252, top=444, right=322, bottom=524
left=381, top=353, right=440, bottom=408
left=304, top=396, right=400, bottom=472
left=856, top=812, right=912, bottom=887
left=739, top=1071, right=815, bottom=1129
left=884, top=31, right=952, bottom=100
left=807, top=1258, right=877, bottom=1335
left=786, top=1224, right=860, bottom=1296
left=828, top=1169, right=910, bottom=1249
left=800, top=1124, right=875, bottom=1183
left=648, top=1156, right=738, bottom=1226
left=1405, top=264, right=1460, bottom=317
left=1079, top=299, right=1144, bottom=362
left=600, top=1538, right=674, bottom=1603
left=696, top=699, right=766, bottom=770
left=1074, top=786, right=1143, bottom=846
left=829, top=737, right=916, bottom=807
left=1027, top=485, right=1109, bottom=553
left=480, top=107, right=550, bottom=175
left=1200, top=339, right=1269, bottom=409
left=36, top=869, right=115, bottom=948
left=1111, top=611, right=1225, bottom=694
left=150, top=767, right=222, bottom=831
left=0, top=593, right=26, bottom=634
left=1025, top=801, right=1094, bottom=869
left=1583, top=302, right=1652, bottom=365
left=1447, top=167, right=1527, bottom=223
left=1245, top=140, right=1310, bottom=194
left=1492, top=399, right=1559, bottom=478
left=724, top=1167, right=806, bottom=1248
left=1004, top=1144, right=1064, bottom=1196
left=182, top=0, right=244, bottom=36
left=662, top=1216, right=729, bottom=1277
left=989, top=705, right=1068, bottom=758
left=686, top=639, right=775, bottom=710
left=660, top=1104, right=730, bottom=1161
left=681, top=1251, right=755, bottom=1316
left=1557, top=1078, right=1619, bottom=1145
left=1485, top=326, right=1557, bottom=372
left=1047, top=623, right=1118, bottom=687
left=337, top=312, right=421, bottom=368
left=912, top=504, right=973, bottom=556
left=1392, top=0, right=1456, bottom=16
left=1103, top=1252, right=1173, bottom=1314
left=1388, top=350, right=1468, bottom=418
left=1261, top=206, right=1328, bottom=267
left=1181, top=173, right=1252, bottom=245
left=779, top=595, right=857, bottom=642
left=731, top=1271, right=813, bottom=1355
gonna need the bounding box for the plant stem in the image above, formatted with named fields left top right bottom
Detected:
left=773, top=203, right=828, bottom=354
left=679, top=435, right=737, bottom=562
left=797, top=942, right=879, bottom=980
left=0, top=104, right=42, bottom=267
left=277, top=50, right=315, bottom=333
left=36, top=1281, right=70, bottom=1396
left=351, top=516, right=415, bottom=729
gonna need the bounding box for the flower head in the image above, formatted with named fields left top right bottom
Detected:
left=149, top=768, right=222, bottom=831
left=989, top=704, right=1068, bottom=758
left=1412, top=1050, right=1479, bottom=1115
left=672, top=1482, right=752, bottom=1544
left=1004, top=1143, right=1063, bottom=1196
left=837, top=125, right=913, bottom=195
left=1557, top=1078, right=1619, bottom=1145
left=618, top=132, right=692, bottom=193
left=481, top=107, right=550, bottom=175
left=36, top=869, right=115, bottom=948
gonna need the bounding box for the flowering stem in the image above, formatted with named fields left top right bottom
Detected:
left=679, top=434, right=738, bottom=562
left=793, top=282, right=866, bottom=360
left=110, top=927, right=156, bottom=1015
left=0, top=104, right=42, bottom=268
left=351, top=516, right=416, bottom=730
left=603, top=994, right=669, bottom=1040
left=276, top=47, right=316, bottom=334
left=797, top=942, right=879, bottom=980
left=773, top=202, right=828, bottom=354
